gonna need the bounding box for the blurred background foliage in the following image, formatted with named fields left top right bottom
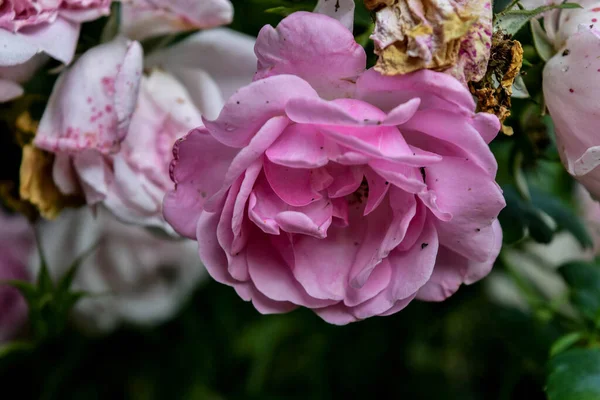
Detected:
left=2, top=0, right=600, bottom=399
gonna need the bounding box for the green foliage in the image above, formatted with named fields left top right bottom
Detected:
left=547, top=349, right=600, bottom=400
left=530, top=18, right=555, bottom=62
left=494, top=2, right=581, bottom=36
left=559, top=262, right=600, bottom=323
left=549, top=332, right=584, bottom=357
left=0, top=238, right=95, bottom=357
left=0, top=282, right=560, bottom=399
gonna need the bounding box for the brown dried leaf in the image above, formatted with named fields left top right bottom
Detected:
left=469, top=32, right=523, bottom=131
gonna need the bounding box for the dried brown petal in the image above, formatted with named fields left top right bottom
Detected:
left=364, top=0, right=395, bottom=11
left=468, top=33, right=523, bottom=132
left=19, top=144, right=84, bottom=220
left=19, top=144, right=85, bottom=219
left=371, top=0, right=492, bottom=83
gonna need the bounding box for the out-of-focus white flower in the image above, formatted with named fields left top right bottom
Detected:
left=32, top=207, right=205, bottom=334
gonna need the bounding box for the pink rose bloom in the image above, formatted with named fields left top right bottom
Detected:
left=0, top=210, right=34, bottom=342
left=163, top=12, right=505, bottom=324
left=0, top=0, right=111, bottom=66
left=33, top=207, right=204, bottom=333
left=542, top=1, right=600, bottom=199
left=120, top=0, right=233, bottom=41
left=34, top=30, right=256, bottom=232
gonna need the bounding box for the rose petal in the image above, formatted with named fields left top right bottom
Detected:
left=34, top=37, right=143, bottom=154
left=164, top=128, right=239, bottom=239
left=426, top=157, right=505, bottom=262
left=417, top=219, right=502, bottom=301
left=254, top=12, right=365, bottom=99
left=265, top=124, right=328, bottom=169
left=202, top=75, right=316, bottom=148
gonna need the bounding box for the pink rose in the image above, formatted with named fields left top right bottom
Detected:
left=0, top=210, right=34, bottom=342
left=120, top=0, right=233, bottom=41
left=542, top=1, right=600, bottom=199
left=33, top=207, right=204, bottom=333
left=163, top=12, right=505, bottom=324
left=34, top=30, right=256, bottom=232
left=0, top=0, right=111, bottom=66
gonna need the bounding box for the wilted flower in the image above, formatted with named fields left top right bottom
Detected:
left=164, top=12, right=505, bottom=324
left=33, top=29, right=256, bottom=231
left=541, top=0, right=600, bottom=199
left=32, top=207, right=204, bottom=334
left=120, top=0, right=233, bottom=41
left=368, top=0, right=493, bottom=84
left=0, top=209, right=33, bottom=342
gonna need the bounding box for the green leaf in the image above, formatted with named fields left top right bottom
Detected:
left=34, top=229, right=54, bottom=293
left=531, top=18, right=555, bottom=62
left=559, top=262, right=600, bottom=321
left=498, top=185, right=528, bottom=244
left=530, top=187, right=593, bottom=249
left=547, top=348, right=600, bottom=400
left=265, top=5, right=312, bottom=16
left=550, top=332, right=584, bottom=357
left=0, top=341, right=34, bottom=358
left=99, top=2, right=120, bottom=43
left=0, top=279, right=38, bottom=303
left=355, top=23, right=374, bottom=47
left=495, top=3, right=582, bottom=36
left=56, top=240, right=99, bottom=294
left=498, top=185, right=556, bottom=244
left=512, top=75, right=530, bottom=99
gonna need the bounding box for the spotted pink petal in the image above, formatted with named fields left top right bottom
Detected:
left=34, top=37, right=143, bottom=155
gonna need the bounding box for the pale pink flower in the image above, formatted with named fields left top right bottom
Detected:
left=0, top=0, right=111, bottom=66
left=0, top=54, right=48, bottom=102
left=314, top=0, right=355, bottom=31
left=119, top=0, right=233, bottom=40
left=163, top=12, right=505, bottom=324
left=32, top=207, right=203, bottom=333
left=542, top=1, right=600, bottom=199
left=34, top=30, right=256, bottom=232
left=0, top=210, right=34, bottom=342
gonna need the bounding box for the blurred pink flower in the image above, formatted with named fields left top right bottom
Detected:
left=34, top=30, right=256, bottom=233
left=163, top=12, right=505, bottom=324
left=0, top=0, right=111, bottom=66
left=0, top=210, right=34, bottom=342
left=542, top=1, right=600, bottom=200
left=120, top=0, right=233, bottom=40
